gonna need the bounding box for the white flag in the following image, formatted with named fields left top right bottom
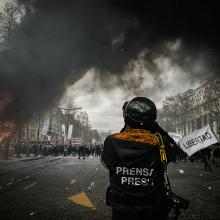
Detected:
left=179, top=125, right=219, bottom=157
left=62, top=124, right=66, bottom=137
left=67, top=124, right=73, bottom=140
left=42, top=118, right=50, bottom=135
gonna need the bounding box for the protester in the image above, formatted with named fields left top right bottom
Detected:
left=201, top=148, right=212, bottom=172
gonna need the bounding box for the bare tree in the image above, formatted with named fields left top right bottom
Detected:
left=0, top=1, right=18, bottom=46
left=158, top=93, right=190, bottom=134
left=76, top=112, right=93, bottom=144
left=158, top=103, right=177, bottom=132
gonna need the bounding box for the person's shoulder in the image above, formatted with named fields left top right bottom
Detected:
left=104, top=134, right=114, bottom=143
left=104, top=131, right=121, bottom=143
left=156, top=132, right=177, bottom=147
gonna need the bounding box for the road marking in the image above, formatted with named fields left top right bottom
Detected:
left=24, top=182, right=37, bottom=190
left=67, top=192, right=96, bottom=210
left=69, top=179, right=76, bottom=185
left=24, top=176, right=30, bottom=179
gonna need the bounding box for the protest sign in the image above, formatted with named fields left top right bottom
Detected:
left=179, top=125, right=219, bottom=157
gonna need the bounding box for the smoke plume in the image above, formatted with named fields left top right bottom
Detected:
left=0, top=0, right=219, bottom=125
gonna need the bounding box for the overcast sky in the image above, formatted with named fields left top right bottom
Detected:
left=63, top=40, right=200, bottom=133
left=0, top=0, right=7, bottom=8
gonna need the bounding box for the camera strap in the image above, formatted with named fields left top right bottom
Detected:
left=156, top=132, right=171, bottom=192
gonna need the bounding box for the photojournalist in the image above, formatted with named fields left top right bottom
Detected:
left=101, top=97, right=189, bottom=220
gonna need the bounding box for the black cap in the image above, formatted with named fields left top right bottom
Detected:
left=124, top=97, right=157, bottom=128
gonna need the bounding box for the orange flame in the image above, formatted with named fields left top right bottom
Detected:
left=0, top=89, right=16, bottom=143
left=0, top=121, right=16, bottom=143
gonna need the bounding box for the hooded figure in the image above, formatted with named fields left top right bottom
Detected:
left=101, top=97, right=178, bottom=220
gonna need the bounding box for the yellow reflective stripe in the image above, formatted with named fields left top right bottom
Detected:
left=160, top=148, right=167, bottom=162
left=155, top=132, right=163, bottom=145
left=156, top=133, right=167, bottom=163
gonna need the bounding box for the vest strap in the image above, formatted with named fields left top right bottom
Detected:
left=155, top=132, right=171, bottom=192
left=156, top=132, right=167, bottom=164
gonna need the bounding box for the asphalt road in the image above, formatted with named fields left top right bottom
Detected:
left=0, top=156, right=219, bottom=220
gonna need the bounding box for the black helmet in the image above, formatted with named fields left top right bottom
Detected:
left=124, top=97, right=157, bottom=128
left=122, top=100, right=129, bottom=112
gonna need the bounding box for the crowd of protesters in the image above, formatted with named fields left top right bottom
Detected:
left=14, top=142, right=103, bottom=159
left=11, top=140, right=220, bottom=170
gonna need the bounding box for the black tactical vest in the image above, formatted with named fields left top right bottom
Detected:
left=101, top=128, right=177, bottom=211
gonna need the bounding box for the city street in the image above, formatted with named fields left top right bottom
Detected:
left=0, top=156, right=220, bottom=220
left=1, top=1, right=220, bottom=220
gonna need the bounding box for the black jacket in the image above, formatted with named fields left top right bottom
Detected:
left=101, top=128, right=178, bottom=212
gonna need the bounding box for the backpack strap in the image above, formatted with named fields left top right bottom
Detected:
left=155, top=132, right=171, bottom=192
left=156, top=132, right=167, bottom=164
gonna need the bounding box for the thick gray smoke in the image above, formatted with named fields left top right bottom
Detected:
left=0, top=0, right=219, bottom=124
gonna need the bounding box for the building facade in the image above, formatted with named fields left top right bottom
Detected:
left=158, top=79, right=220, bottom=138
left=18, top=107, right=63, bottom=144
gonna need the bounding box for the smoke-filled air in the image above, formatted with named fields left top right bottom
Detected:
left=0, top=0, right=220, bottom=131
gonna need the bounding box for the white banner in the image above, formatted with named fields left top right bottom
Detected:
left=62, top=124, right=66, bottom=137
left=42, top=118, right=50, bottom=135
left=179, top=125, right=219, bottom=157
left=67, top=124, right=73, bottom=140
